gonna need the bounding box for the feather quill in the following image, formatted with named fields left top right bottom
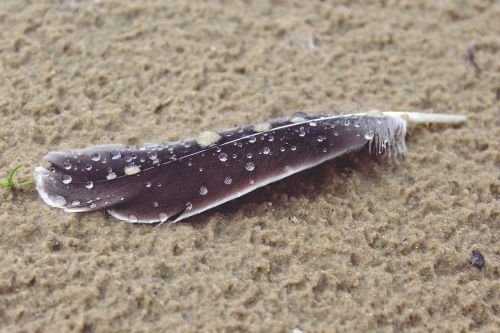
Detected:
left=34, top=111, right=466, bottom=223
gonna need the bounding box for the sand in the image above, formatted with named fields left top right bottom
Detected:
left=0, top=0, right=499, bottom=332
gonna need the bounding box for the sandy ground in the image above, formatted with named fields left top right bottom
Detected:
left=0, top=0, right=499, bottom=332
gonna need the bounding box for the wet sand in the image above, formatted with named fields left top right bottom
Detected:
left=0, top=0, right=498, bottom=332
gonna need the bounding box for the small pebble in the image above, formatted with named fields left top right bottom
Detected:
left=469, top=250, right=485, bottom=269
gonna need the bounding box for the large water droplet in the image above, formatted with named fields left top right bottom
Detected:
left=129, top=215, right=138, bottom=222
left=224, top=176, right=232, bottom=185
left=85, top=163, right=92, bottom=171
left=149, top=152, right=158, bottom=160
left=245, top=162, right=255, bottom=171
left=247, top=153, right=252, bottom=159
left=248, top=137, right=257, bottom=143
left=63, top=161, right=72, bottom=170
left=52, top=195, right=67, bottom=206
left=218, top=152, right=228, bottom=162
left=62, top=175, right=72, bottom=184
left=106, top=172, right=117, bottom=180
left=199, top=186, right=208, bottom=195
left=85, top=181, right=94, bottom=189
left=291, top=146, right=297, bottom=151
left=72, top=200, right=80, bottom=206
left=262, top=147, right=270, bottom=154
left=91, top=152, right=101, bottom=161
left=317, top=136, right=324, bottom=142
left=111, top=150, right=121, bottom=160
left=309, top=121, right=317, bottom=127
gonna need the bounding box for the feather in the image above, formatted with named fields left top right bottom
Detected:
left=34, top=111, right=466, bottom=224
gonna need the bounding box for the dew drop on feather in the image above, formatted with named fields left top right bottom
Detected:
left=146, top=181, right=152, bottom=188
left=224, top=176, right=232, bottom=185
left=62, top=175, right=72, bottom=184
left=63, top=162, right=72, bottom=170
left=106, top=172, right=117, bottom=180
left=111, top=150, right=121, bottom=160
left=129, top=215, right=138, bottom=222
left=91, top=153, right=101, bottom=161
left=85, top=181, right=94, bottom=189
left=218, top=153, right=228, bottom=162
left=262, top=147, right=271, bottom=154
left=85, top=163, right=92, bottom=171
left=199, top=186, right=208, bottom=195
left=124, top=165, right=141, bottom=175
left=364, top=130, right=375, bottom=140
left=245, top=162, right=255, bottom=171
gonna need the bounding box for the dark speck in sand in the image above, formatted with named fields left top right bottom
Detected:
left=469, top=250, right=485, bottom=269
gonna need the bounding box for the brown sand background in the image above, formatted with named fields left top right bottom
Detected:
left=0, top=0, right=499, bottom=332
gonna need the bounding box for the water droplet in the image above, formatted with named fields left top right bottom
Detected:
left=323, top=148, right=328, bottom=153
left=106, top=172, right=117, bottom=180
left=140, top=158, right=145, bottom=163
left=317, top=136, right=324, bottom=142
left=245, top=162, right=255, bottom=171
left=262, top=147, right=270, bottom=154
left=129, top=215, right=138, bottom=222
left=218, top=152, right=228, bottom=162
left=85, top=181, right=93, bottom=189
left=153, top=201, right=159, bottom=207
left=185, top=202, right=193, bottom=211
left=149, top=152, right=158, bottom=160
left=89, top=202, right=97, bottom=209
left=224, top=176, right=232, bottom=185
left=354, top=121, right=360, bottom=128
left=364, top=130, right=375, bottom=140
left=159, top=213, right=168, bottom=222
left=333, top=131, right=339, bottom=136
left=63, top=161, right=72, bottom=170
left=249, top=179, right=255, bottom=185
left=291, top=146, right=297, bottom=151
left=124, top=165, right=141, bottom=175
left=52, top=195, right=67, bottom=207
left=267, top=135, right=274, bottom=142
left=199, top=186, right=208, bottom=195
left=247, top=153, right=252, bottom=159
left=71, top=200, right=80, bottom=206
left=299, top=127, right=306, bottom=137
left=62, top=175, right=72, bottom=184
left=248, top=137, right=257, bottom=143
left=84, top=163, right=92, bottom=171
left=91, top=152, right=101, bottom=161
left=232, top=154, right=237, bottom=159
left=111, top=150, right=121, bottom=160
left=187, top=161, right=192, bottom=167
left=131, top=153, right=137, bottom=160
left=125, top=155, right=133, bottom=162
left=146, top=181, right=152, bottom=188
left=344, top=119, right=350, bottom=126
left=309, top=121, right=317, bottom=127
left=280, top=147, right=285, bottom=152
